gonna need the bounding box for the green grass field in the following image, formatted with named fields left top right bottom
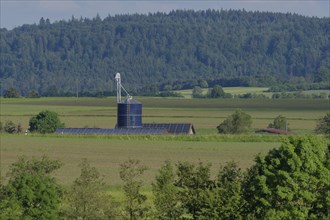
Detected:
left=0, top=134, right=279, bottom=186
left=176, top=87, right=330, bottom=99
left=1, top=97, right=328, bottom=133
left=177, top=87, right=270, bottom=98
left=0, top=96, right=329, bottom=187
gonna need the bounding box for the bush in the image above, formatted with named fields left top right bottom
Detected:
left=17, top=123, right=23, bottom=133
left=3, top=88, right=20, bottom=98
left=268, top=115, right=288, bottom=130
left=207, top=85, right=225, bottom=98
left=29, top=110, right=65, bottom=134
left=192, top=86, right=203, bottom=98
left=315, top=113, right=330, bottom=136
left=217, top=109, right=252, bottom=134
left=4, top=121, right=16, bottom=134
left=27, top=90, right=40, bottom=98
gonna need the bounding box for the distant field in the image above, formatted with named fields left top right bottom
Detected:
left=1, top=97, right=328, bottom=134
left=177, top=87, right=270, bottom=98
left=177, top=87, right=330, bottom=99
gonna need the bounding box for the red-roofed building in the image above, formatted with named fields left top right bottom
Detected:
left=255, top=128, right=291, bottom=135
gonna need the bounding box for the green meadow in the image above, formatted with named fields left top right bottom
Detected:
left=1, top=96, right=328, bottom=133
left=0, top=134, right=279, bottom=186
left=177, top=87, right=270, bottom=98
left=0, top=95, right=329, bottom=186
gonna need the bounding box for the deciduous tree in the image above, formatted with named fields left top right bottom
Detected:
left=315, top=112, right=330, bottom=136
left=152, top=160, right=182, bottom=219
left=268, top=115, right=288, bottom=130
left=62, top=159, right=117, bottom=219
left=29, top=110, right=65, bottom=133
left=4, top=120, right=16, bottom=134
left=175, top=161, right=213, bottom=220
left=199, top=161, right=245, bottom=220
left=3, top=87, right=20, bottom=98
left=192, top=86, right=203, bottom=98
left=0, top=156, right=62, bottom=219
left=243, top=136, right=330, bottom=219
left=208, top=85, right=225, bottom=98
left=217, top=109, right=252, bottom=134
left=119, top=159, right=148, bottom=220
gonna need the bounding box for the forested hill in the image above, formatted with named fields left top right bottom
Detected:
left=0, top=10, right=329, bottom=96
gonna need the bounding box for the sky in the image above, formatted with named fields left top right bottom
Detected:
left=1, top=0, right=329, bottom=30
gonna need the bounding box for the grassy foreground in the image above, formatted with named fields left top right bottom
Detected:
left=0, top=134, right=280, bottom=186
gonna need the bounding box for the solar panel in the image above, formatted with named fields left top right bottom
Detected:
left=55, top=123, right=195, bottom=135
left=55, top=128, right=167, bottom=135
left=142, top=123, right=195, bottom=134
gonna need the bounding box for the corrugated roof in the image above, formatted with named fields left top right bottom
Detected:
left=143, top=123, right=195, bottom=134
left=55, top=123, right=195, bottom=135
left=56, top=128, right=167, bottom=135
left=255, top=128, right=291, bottom=135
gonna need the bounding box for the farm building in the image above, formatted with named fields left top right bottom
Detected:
left=56, top=123, right=195, bottom=135
left=255, top=128, right=291, bottom=135
left=56, top=73, right=195, bottom=135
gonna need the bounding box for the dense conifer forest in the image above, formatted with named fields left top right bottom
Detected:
left=0, top=10, right=329, bottom=96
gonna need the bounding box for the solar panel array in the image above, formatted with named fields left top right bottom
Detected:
left=55, top=123, right=194, bottom=135
left=56, top=128, right=167, bottom=135
left=143, top=123, right=194, bottom=134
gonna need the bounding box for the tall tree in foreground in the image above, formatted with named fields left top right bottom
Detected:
left=152, top=160, right=182, bottom=219
left=175, top=161, right=213, bottom=220
left=198, top=161, right=245, bottom=220
left=62, top=159, right=117, bottom=219
left=0, top=156, right=62, bottom=219
left=119, top=159, right=149, bottom=220
left=243, top=136, right=330, bottom=219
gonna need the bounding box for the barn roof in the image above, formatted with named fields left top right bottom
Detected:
left=55, top=123, right=195, bottom=135
left=143, top=123, right=195, bottom=134
left=255, top=128, right=291, bottom=135
left=56, top=128, right=167, bottom=135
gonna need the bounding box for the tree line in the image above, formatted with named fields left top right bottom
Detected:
left=0, top=10, right=329, bottom=96
left=1, top=136, right=329, bottom=219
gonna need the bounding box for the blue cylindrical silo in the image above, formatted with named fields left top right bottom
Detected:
left=117, top=98, right=142, bottom=128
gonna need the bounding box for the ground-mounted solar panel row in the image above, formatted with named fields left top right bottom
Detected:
left=56, top=123, right=195, bottom=135
left=56, top=128, right=167, bottom=135
left=143, top=123, right=195, bottom=134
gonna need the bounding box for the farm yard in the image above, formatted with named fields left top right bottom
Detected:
left=0, top=96, right=328, bottom=186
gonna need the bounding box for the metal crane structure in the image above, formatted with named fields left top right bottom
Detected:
left=115, top=72, right=132, bottom=103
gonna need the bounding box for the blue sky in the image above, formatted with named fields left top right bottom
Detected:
left=1, top=0, right=329, bottom=30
